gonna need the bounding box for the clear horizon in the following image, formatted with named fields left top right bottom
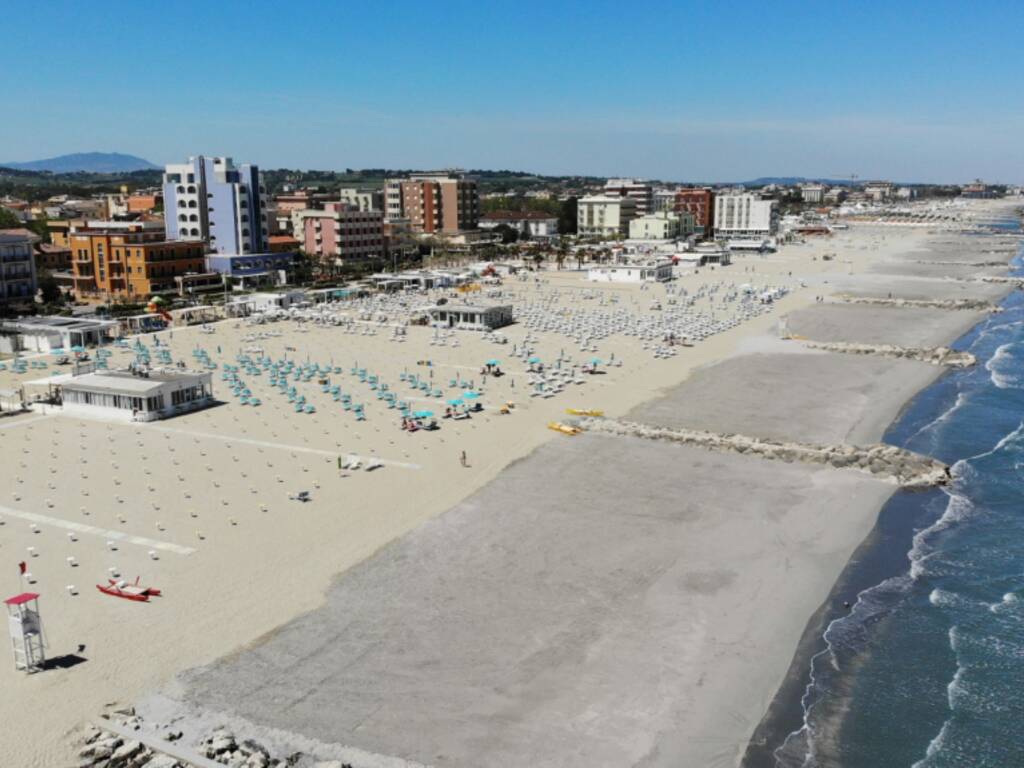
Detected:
left=3, top=1, right=1023, bottom=184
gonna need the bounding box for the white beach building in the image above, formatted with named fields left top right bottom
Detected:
left=426, top=301, right=514, bottom=331
left=59, top=368, right=214, bottom=422
left=588, top=261, right=673, bottom=283
left=0, top=316, right=119, bottom=354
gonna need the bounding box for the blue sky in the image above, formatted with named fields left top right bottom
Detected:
left=3, top=1, right=1022, bottom=182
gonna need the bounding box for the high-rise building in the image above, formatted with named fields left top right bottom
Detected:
left=713, top=194, right=778, bottom=239
left=603, top=178, right=654, bottom=216
left=389, top=172, right=479, bottom=234
left=801, top=184, right=827, bottom=204
left=674, top=188, right=716, bottom=238
left=163, top=156, right=269, bottom=255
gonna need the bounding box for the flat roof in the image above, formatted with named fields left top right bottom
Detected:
left=63, top=368, right=208, bottom=394
left=429, top=302, right=512, bottom=313
left=1, top=316, right=118, bottom=331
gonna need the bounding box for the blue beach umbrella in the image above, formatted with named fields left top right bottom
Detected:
left=447, top=398, right=463, bottom=406
left=486, top=359, right=500, bottom=366
left=590, top=357, right=602, bottom=366
left=462, top=391, right=480, bottom=400
left=528, top=356, right=540, bottom=364
left=413, top=409, right=434, bottom=418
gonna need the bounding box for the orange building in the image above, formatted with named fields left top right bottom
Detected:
left=69, top=222, right=206, bottom=300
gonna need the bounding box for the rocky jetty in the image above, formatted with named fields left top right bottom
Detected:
left=75, top=710, right=352, bottom=768
left=578, top=418, right=949, bottom=488
left=978, top=275, right=1024, bottom=286
left=835, top=295, right=999, bottom=312
left=916, top=260, right=1009, bottom=267
left=801, top=341, right=976, bottom=367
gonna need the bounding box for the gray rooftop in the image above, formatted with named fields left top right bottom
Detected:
left=62, top=369, right=208, bottom=394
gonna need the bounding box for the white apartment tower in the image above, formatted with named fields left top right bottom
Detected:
left=163, top=156, right=269, bottom=255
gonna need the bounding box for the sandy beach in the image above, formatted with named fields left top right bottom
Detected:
left=1, top=200, right=1019, bottom=767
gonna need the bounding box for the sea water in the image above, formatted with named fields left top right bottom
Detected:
left=769, top=221, right=1024, bottom=768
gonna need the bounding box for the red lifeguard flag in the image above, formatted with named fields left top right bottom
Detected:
left=18, top=561, right=26, bottom=575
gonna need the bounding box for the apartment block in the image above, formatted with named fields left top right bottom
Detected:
left=338, top=187, right=383, bottom=212
left=0, top=228, right=39, bottom=305
left=604, top=178, right=654, bottom=216
left=577, top=195, right=638, bottom=237
left=163, top=156, right=269, bottom=254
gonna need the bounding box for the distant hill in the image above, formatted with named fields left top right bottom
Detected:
left=1, top=152, right=159, bottom=173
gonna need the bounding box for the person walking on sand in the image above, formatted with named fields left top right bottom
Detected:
left=460, top=450, right=468, bottom=468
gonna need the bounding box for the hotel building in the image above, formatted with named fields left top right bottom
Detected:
left=296, top=203, right=385, bottom=265
left=68, top=221, right=206, bottom=298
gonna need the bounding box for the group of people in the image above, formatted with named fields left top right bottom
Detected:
left=401, top=416, right=438, bottom=432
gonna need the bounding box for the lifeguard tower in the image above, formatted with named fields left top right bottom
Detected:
left=5, top=593, right=45, bottom=672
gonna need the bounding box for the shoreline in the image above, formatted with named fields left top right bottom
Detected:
left=742, top=220, right=1023, bottom=766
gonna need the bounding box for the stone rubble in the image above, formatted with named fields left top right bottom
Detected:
left=978, top=275, right=1024, bottom=286
left=835, top=295, right=1000, bottom=312
left=74, top=712, right=355, bottom=768
left=800, top=341, right=976, bottom=367
left=578, top=418, right=950, bottom=488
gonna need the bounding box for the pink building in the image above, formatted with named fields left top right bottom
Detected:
left=299, top=203, right=385, bottom=264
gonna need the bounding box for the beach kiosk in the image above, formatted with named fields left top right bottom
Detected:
left=6, top=592, right=45, bottom=672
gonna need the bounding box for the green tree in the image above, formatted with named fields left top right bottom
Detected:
left=0, top=207, right=22, bottom=229
left=493, top=224, right=519, bottom=244
left=26, top=218, right=50, bottom=243
left=558, top=197, right=578, bottom=234
left=36, top=270, right=63, bottom=304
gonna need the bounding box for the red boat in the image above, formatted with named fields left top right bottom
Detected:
left=96, top=577, right=162, bottom=602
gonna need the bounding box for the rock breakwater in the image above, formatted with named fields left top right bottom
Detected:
left=835, top=295, right=999, bottom=312
left=801, top=341, right=976, bottom=367
left=578, top=418, right=949, bottom=488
